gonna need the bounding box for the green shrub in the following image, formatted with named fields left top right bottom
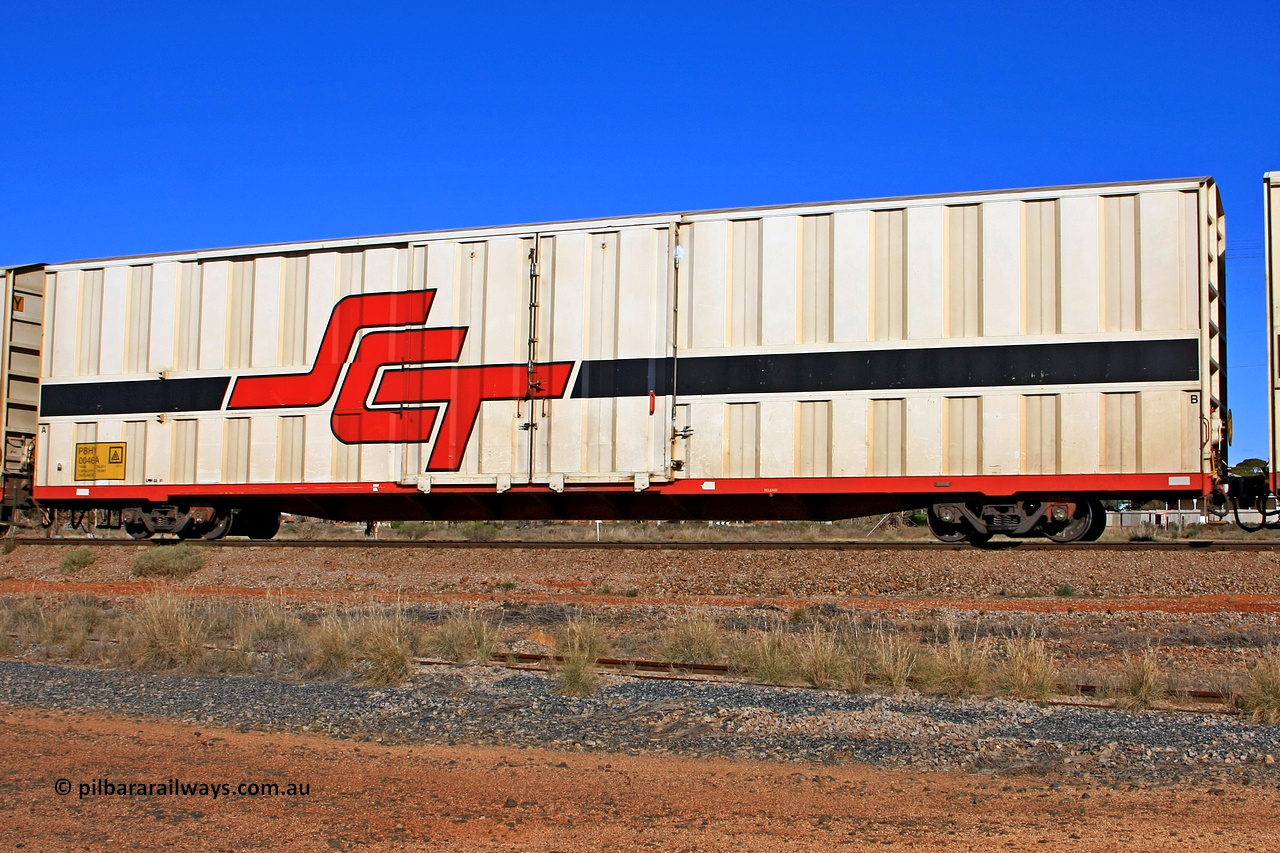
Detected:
left=398, top=521, right=433, bottom=540
left=60, top=548, right=97, bottom=575
left=463, top=522, right=499, bottom=542
left=132, top=544, right=203, bottom=579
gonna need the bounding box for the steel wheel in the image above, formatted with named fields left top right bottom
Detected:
left=202, top=511, right=234, bottom=540
left=1081, top=499, right=1107, bottom=541
left=927, top=506, right=977, bottom=543
left=1041, top=499, right=1095, bottom=543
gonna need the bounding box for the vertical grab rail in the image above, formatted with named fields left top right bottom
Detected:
left=523, top=239, right=542, bottom=484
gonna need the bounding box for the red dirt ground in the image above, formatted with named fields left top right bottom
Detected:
left=5, top=576, right=1280, bottom=617
left=2, top=707, right=1277, bottom=852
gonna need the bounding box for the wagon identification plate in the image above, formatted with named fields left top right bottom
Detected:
left=74, top=442, right=126, bottom=481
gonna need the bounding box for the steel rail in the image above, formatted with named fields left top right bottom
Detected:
left=443, top=652, right=1242, bottom=713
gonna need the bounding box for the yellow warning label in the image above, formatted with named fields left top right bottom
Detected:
left=74, top=443, right=127, bottom=481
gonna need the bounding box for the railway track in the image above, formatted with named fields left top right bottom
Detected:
left=451, top=652, right=1243, bottom=713
left=9, top=536, right=1280, bottom=551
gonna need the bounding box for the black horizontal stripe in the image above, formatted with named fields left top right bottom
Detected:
left=570, top=338, right=1199, bottom=398
left=38, top=338, right=1199, bottom=417
left=41, top=377, right=231, bottom=417
left=572, top=357, right=674, bottom=399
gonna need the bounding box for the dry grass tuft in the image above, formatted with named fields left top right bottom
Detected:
left=553, top=651, right=600, bottom=696
left=43, top=600, right=105, bottom=661
left=1243, top=648, right=1280, bottom=724
left=996, top=636, right=1058, bottom=702
left=869, top=632, right=920, bottom=692
left=1120, top=646, right=1167, bottom=710
left=661, top=614, right=724, bottom=664
left=220, top=600, right=309, bottom=674
left=5, top=596, right=49, bottom=646
left=357, top=609, right=414, bottom=687
left=426, top=610, right=501, bottom=663
left=795, top=628, right=850, bottom=689
left=558, top=615, right=611, bottom=661
left=304, top=610, right=357, bottom=678
left=119, top=593, right=211, bottom=671
left=736, top=627, right=798, bottom=684
left=553, top=614, right=608, bottom=696
left=924, top=636, right=992, bottom=697
left=132, top=544, right=203, bottom=579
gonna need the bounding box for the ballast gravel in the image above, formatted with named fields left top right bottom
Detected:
left=2, top=659, right=1278, bottom=786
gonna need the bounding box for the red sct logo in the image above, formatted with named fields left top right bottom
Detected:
left=226, top=291, right=573, bottom=471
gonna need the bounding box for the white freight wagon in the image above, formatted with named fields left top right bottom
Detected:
left=27, top=177, right=1228, bottom=541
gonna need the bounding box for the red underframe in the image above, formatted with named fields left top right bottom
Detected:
left=35, top=473, right=1212, bottom=504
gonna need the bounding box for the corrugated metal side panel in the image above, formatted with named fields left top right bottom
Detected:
left=174, top=262, right=202, bottom=371
left=76, top=269, right=103, bottom=375
left=280, top=257, right=308, bottom=366
left=1023, top=200, right=1058, bottom=335
left=1103, top=392, right=1140, bottom=474
left=724, top=403, right=758, bottom=478
left=1102, top=195, right=1139, bottom=332
left=946, top=205, right=981, bottom=338
left=171, top=419, right=197, bottom=484
left=7, top=270, right=44, bottom=437
left=729, top=219, right=761, bottom=346
left=333, top=439, right=360, bottom=482
left=869, top=398, right=905, bottom=476
left=945, top=397, right=981, bottom=476
left=872, top=209, right=906, bottom=341
left=1022, top=394, right=1059, bottom=474
left=98, top=267, right=126, bottom=375
left=330, top=249, right=366, bottom=480
left=123, top=420, right=146, bottom=484
left=277, top=415, right=304, bottom=483
left=1181, top=391, right=1201, bottom=473
left=226, top=260, right=254, bottom=370
left=800, top=216, right=833, bottom=345
left=124, top=266, right=152, bottom=373
left=222, top=417, right=249, bottom=483
left=795, top=400, right=830, bottom=477
left=145, top=418, right=171, bottom=486
left=671, top=186, right=1210, bottom=485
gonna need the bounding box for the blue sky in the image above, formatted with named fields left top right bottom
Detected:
left=1, top=2, right=1276, bottom=459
